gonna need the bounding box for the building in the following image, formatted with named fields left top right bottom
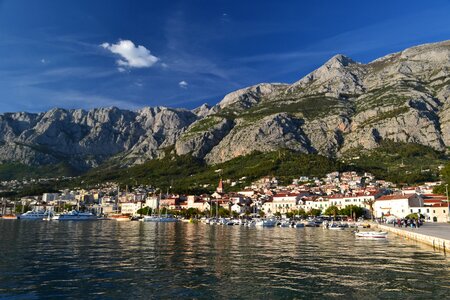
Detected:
left=121, top=202, right=142, bottom=215
left=374, top=194, right=423, bottom=219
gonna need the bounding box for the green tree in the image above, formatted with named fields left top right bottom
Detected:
left=324, top=205, right=340, bottom=217
left=339, top=205, right=365, bottom=218
left=137, top=206, right=152, bottom=215
left=258, top=210, right=266, bottom=218
left=285, top=211, right=294, bottom=218
left=15, top=203, right=31, bottom=214
left=292, top=208, right=307, bottom=218
left=308, top=208, right=322, bottom=217
left=405, top=213, right=424, bottom=220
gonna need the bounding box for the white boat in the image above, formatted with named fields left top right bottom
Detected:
left=246, top=220, right=256, bottom=227
left=52, top=211, right=98, bottom=221
left=255, top=218, right=277, bottom=227
left=143, top=215, right=178, bottom=222
left=278, top=220, right=291, bottom=227
left=291, top=222, right=305, bottom=228
left=19, top=210, right=50, bottom=220
left=328, top=225, right=345, bottom=230
left=355, top=231, right=388, bottom=239
left=327, top=222, right=346, bottom=230
left=302, top=220, right=317, bottom=227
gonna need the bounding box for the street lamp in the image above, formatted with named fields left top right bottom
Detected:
left=446, top=184, right=449, bottom=222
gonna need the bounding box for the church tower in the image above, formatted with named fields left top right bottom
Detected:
left=216, top=178, right=224, bottom=193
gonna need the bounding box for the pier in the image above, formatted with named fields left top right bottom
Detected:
left=375, top=223, right=450, bottom=254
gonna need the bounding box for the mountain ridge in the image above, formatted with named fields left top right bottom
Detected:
left=1, top=39, right=450, bottom=172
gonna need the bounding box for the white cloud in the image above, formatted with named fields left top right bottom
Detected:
left=41, top=58, right=46, bottom=64
left=101, top=40, right=159, bottom=69
left=178, top=80, right=188, bottom=88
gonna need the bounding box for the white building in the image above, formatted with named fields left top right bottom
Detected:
left=121, top=202, right=142, bottom=215
left=43, top=193, right=60, bottom=202
left=374, top=194, right=423, bottom=219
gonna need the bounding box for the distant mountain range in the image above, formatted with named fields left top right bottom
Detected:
left=1, top=40, right=450, bottom=173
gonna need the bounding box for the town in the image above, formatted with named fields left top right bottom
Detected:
left=1, top=171, right=448, bottom=223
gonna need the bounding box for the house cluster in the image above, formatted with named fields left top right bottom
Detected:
left=10, top=171, right=448, bottom=223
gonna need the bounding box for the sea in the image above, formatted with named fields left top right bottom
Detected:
left=0, top=220, right=449, bottom=299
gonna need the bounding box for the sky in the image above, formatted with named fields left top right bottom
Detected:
left=1, top=0, right=450, bottom=113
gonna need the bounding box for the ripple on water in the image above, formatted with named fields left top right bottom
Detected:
left=0, top=221, right=449, bottom=299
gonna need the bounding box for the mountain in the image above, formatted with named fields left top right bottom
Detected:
left=177, top=40, right=450, bottom=163
left=0, top=107, right=197, bottom=171
left=1, top=40, right=450, bottom=174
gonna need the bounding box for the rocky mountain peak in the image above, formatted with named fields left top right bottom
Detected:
left=192, top=103, right=211, bottom=117
left=324, top=54, right=357, bottom=68
left=1, top=40, right=450, bottom=171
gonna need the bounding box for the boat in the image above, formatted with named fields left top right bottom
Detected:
left=302, top=220, right=318, bottom=227
left=143, top=215, right=178, bottom=222
left=246, top=220, right=256, bottom=227
left=328, top=224, right=345, bottom=230
left=109, top=214, right=131, bottom=222
left=1, top=214, right=18, bottom=220
left=278, top=220, right=291, bottom=227
left=255, top=218, right=277, bottom=227
left=326, top=222, right=345, bottom=230
left=291, top=222, right=305, bottom=228
left=355, top=231, right=388, bottom=239
left=52, top=210, right=98, bottom=221
left=19, top=210, right=50, bottom=220
left=226, top=220, right=235, bottom=226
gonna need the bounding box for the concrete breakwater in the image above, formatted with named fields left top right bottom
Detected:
left=375, top=223, right=450, bottom=254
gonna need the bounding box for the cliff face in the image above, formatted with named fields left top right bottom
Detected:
left=1, top=40, right=450, bottom=170
left=180, top=40, right=450, bottom=163
left=0, top=107, right=197, bottom=170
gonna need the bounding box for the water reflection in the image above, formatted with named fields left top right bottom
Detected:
left=0, top=221, right=449, bottom=299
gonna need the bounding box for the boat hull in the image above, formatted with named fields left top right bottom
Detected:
left=355, top=231, right=388, bottom=239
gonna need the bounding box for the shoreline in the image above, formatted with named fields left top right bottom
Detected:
left=374, top=223, right=450, bottom=255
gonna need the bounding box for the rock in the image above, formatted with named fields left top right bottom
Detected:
left=1, top=39, right=450, bottom=170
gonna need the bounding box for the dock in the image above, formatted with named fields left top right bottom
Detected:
left=374, top=223, right=450, bottom=254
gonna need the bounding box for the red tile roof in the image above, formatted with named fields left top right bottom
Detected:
left=376, top=195, right=413, bottom=201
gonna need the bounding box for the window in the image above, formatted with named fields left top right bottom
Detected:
left=427, top=209, right=429, bottom=213
left=418, top=209, right=421, bottom=213
left=433, top=210, right=435, bottom=213
left=410, top=209, right=413, bottom=213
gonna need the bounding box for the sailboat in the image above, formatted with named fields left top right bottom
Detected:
left=109, top=185, right=131, bottom=221
left=143, top=192, right=177, bottom=223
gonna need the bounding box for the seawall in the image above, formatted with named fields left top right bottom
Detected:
left=374, top=223, right=449, bottom=254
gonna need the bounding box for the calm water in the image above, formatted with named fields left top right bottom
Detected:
left=0, top=221, right=449, bottom=299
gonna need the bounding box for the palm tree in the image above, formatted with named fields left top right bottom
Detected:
left=363, top=199, right=375, bottom=220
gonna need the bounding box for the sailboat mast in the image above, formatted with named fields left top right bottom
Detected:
left=116, top=184, right=120, bottom=214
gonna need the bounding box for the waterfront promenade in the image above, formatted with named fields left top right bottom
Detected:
left=375, top=222, right=450, bottom=254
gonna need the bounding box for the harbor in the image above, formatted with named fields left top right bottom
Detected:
left=374, top=222, right=450, bottom=254
left=0, top=220, right=449, bottom=299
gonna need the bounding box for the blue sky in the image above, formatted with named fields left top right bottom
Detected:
left=1, top=0, right=450, bottom=113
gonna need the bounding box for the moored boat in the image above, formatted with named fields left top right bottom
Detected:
left=255, top=218, right=277, bottom=227
left=109, top=214, right=131, bottom=222
left=52, top=211, right=98, bottom=221
left=278, top=220, right=291, bottom=227
left=355, top=231, right=388, bottom=239
left=19, top=210, right=50, bottom=220
left=143, top=215, right=178, bottom=222
left=1, top=214, right=18, bottom=220
left=294, top=222, right=305, bottom=228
